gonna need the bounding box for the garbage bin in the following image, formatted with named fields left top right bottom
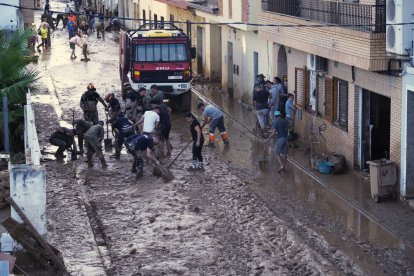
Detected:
left=366, top=159, right=397, bottom=202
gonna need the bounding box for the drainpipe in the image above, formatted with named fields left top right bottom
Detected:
left=3, top=96, right=9, bottom=153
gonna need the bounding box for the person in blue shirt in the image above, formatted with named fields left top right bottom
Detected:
left=124, top=134, right=160, bottom=179
left=285, top=93, right=296, bottom=125
left=198, top=102, right=229, bottom=146
left=266, top=111, right=289, bottom=172
left=112, top=113, right=135, bottom=159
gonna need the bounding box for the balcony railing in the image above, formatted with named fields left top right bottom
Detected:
left=261, top=0, right=386, bottom=33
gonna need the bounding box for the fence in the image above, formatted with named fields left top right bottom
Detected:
left=261, top=0, right=386, bottom=33
left=24, top=90, right=41, bottom=166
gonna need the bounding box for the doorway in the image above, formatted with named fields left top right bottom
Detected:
left=360, top=90, right=391, bottom=169
left=405, top=90, right=414, bottom=197
left=196, top=27, right=205, bottom=75
left=227, top=41, right=234, bottom=98
left=277, top=46, right=288, bottom=79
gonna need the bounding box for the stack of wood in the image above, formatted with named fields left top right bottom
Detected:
left=1, top=198, right=69, bottom=275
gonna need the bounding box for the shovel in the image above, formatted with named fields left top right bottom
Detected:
left=153, top=123, right=206, bottom=182
left=153, top=139, right=193, bottom=182
left=104, top=112, right=113, bottom=148
left=258, top=143, right=269, bottom=171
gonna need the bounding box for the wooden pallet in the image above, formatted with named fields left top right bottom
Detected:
left=1, top=198, right=69, bottom=275
left=0, top=171, right=10, bottom=209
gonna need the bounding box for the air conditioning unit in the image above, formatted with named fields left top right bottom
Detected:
left=307, top=54, right=327, bottom=72
left=386, top=0, right=414, bottom=55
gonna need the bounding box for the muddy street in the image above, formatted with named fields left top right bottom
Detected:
left=27, top=2, right=413, bottom=275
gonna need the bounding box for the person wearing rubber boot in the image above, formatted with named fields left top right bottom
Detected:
left=74, top=119, right=93, bottom=154
left=80, top=83, right=108, bottom=124
left=112, top=113, right=135, bottom=159
left=104, top=93, right=121, bottom=122
left=186, top=112, right=204, bottom=170
left=198, top=103, right=229, bottom=146
left=49, top=127, right=78, bottom=161
left=84, top=121, right=107, bottom=169
left=124, top=134, right=160, bottom=179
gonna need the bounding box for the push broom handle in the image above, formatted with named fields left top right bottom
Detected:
left=167, top=124, right=205, bottom=169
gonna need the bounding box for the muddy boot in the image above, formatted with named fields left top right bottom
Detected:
left=197, top=161, right=204, bottom=171
left=187, top=160, right=197, bottom=171
left=100, top=157, right=108, bottom=169
left=54, top=147, right=65, bottom=160
left=71, top=153, right=78, bottom=161
left=87, top=153, right=93, bottom=168
left=115, top=148, right=121, bottom=160
left=135, top=170, right=143, bottom=180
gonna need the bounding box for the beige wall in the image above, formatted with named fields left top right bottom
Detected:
left=221, top=25, right=273, bottom=102
left=259, top=11, right=388, bottom=72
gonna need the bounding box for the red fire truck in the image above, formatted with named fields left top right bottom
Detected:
left=119, top=23, right=196, bottom=112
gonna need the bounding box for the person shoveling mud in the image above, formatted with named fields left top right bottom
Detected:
left=124, top=134, right=173, bottom=180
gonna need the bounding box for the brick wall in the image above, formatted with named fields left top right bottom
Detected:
left=218, top=0, right=223, bottom=16
left=242, top=0, right=249, bottom=22
left=285, top=48, right=401, bottom=169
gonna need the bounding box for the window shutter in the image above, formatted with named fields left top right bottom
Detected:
left=338, top=81, right=348, bottom=130
left=295, top=68, right=306, bottom=109
left=304, top=70, right=310, bottom=111
left=324, top=77, right=333, bottom=122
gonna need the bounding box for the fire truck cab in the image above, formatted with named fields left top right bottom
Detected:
left=119, top=23, right=196, bottom=112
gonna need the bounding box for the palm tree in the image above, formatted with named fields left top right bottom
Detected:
left=0, top=28, right=40, bottom=152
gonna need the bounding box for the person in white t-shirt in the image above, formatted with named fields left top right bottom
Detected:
left=138, top=110, right=160, bottom=134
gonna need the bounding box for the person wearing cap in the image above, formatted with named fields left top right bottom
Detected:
left=84, top=121, right=107, bottom=168
left=198, top=102, right=229, bottom=146
left=80, top=84, right=108, bottom=124
left=112, top=113, right=135, bottom=159
left=266, top=110, right=289, bottom=172
left=186, top=112, right=204, bottom=170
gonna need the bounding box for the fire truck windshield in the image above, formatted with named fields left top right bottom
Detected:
left=136, top=44, right=188, bottom=62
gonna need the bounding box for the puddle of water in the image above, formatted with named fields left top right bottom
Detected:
left=191, top=86, right=414, bottom=270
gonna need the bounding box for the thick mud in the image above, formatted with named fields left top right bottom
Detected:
left=28, top=1, right=412, bottom=275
